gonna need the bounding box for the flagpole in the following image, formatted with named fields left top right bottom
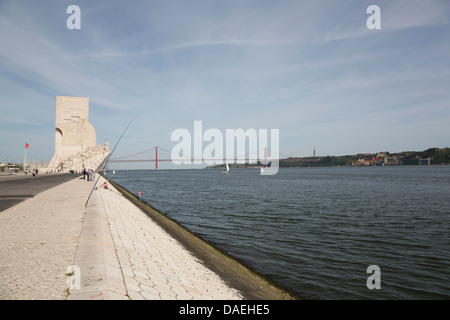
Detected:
left=24, top=145, right=27, bottom=173
left=24, top=142, right=29, bottom=173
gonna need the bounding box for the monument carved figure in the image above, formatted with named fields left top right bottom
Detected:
left=48, top=96, right=110, bottom=172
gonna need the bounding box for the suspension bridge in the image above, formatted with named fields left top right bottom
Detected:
left=109, top=146, right=317, bottom=169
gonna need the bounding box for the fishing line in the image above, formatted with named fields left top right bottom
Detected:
left=85, top=115, right=137, bottom=207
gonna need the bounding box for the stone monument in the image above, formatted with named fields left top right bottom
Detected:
left=47, top=96, right=110, bottom=172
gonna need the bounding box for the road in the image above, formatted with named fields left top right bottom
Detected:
left=0, top=173, right=82, bottom=212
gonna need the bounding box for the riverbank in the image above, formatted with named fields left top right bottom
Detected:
left=0, top=174, right=297, bottom=300
left=107, top=177, right=298, bottom=300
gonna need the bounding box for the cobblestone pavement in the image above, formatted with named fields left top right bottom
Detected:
left=1, top=175, right=243, bottom=300
left=86, top=177, right=243, bottom=300
left=0, top=176, right=88, bottom=299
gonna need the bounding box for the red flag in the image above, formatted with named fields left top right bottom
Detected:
left=25, top=143, right=29, bottom=149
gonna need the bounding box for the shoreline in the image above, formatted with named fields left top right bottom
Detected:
left=106, top=177, right=299, bottom=300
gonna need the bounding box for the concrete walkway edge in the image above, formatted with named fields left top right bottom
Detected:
left=68, top=187, right=128, bottom=300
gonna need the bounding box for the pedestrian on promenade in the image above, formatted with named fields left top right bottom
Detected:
left=32, top=169, right=36, bottom=178
left=87, top=169, right=91, bottom=181
left=138, top=190, right=142, bottom=201
left=82, top=169, right=86, bottom=180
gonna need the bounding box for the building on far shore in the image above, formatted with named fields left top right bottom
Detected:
left=353, top=155, right=399, bottom=166
left=46, top=96, right=109, bottom=173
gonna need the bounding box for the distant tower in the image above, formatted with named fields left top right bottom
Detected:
left=313, top=147, right=317, bottom=157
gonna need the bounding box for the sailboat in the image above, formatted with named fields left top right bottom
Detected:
left=221, top=163, right=229, bottom=174
left=260, top=161, right=271, bottom=174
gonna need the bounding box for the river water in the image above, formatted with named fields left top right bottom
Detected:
left=110, top=166, right=450, bottom=299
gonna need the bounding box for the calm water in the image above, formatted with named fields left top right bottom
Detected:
left=110, top=166, right=450, bottom=299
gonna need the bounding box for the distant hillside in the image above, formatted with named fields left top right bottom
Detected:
left=396, top=148, right=450, bottom=165
left=205, top=147, right=450, bottom=169
left=281, top=147, right=450, bottom=167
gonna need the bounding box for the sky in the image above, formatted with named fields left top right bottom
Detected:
left=1, top=0, right=449, bottom=168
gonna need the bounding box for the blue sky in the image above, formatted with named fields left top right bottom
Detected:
left=1, top=0, right=449, bottom=168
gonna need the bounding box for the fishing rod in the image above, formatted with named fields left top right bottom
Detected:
left=85, top=116, right=137, bottom=207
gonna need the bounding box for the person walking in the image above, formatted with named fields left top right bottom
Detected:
left=138, top=190, right=142, bottom=201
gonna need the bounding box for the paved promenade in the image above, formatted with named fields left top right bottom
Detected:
left=0, top=174, right=296, bottom=300
left=0, top=174, right=86, bottom=299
